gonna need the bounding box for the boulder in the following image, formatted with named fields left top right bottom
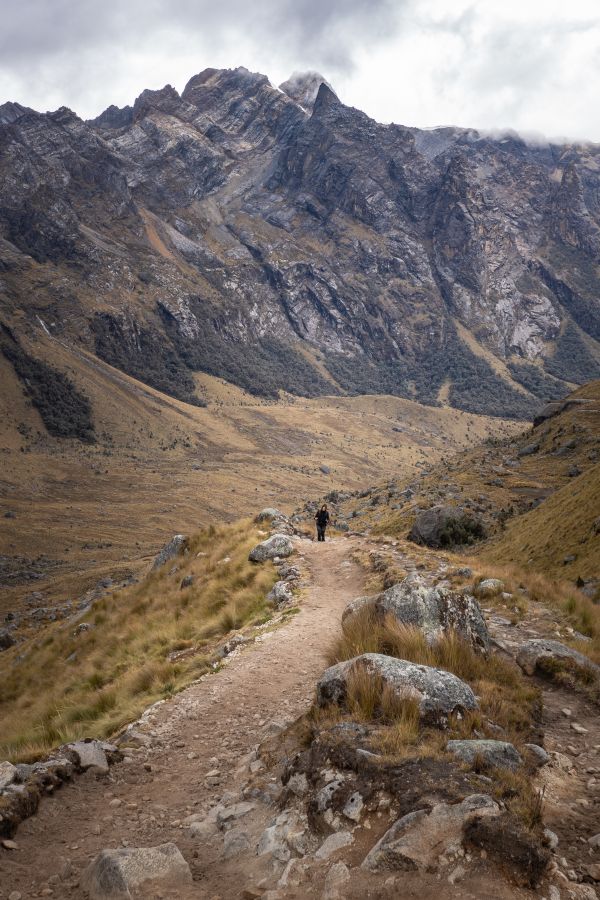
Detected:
left=473, top=578, right=505, bottom=599
left=362, top=794, right=500, bottom=872
left=518, top=442, right=540, bottom=457
left=152, top=535, right=187, bottom=570
left=408, top=506, right=486, bottom=549
left=0, top=629, right=15, bottom=651
left=317, top=653, right=478, bottom=724
left=65, top=740, right=116, bottom=775
left=267, top=580, right=294, bottom=606
left=343, top=574, right=489, bottom=653
left=81, top=843, right=192, bottom=899
left=249, top=534, right=294, bottom=562
left=446, top=740, right=523, bottom=771
left=0, top=761, right=17, bottom=791
left=516, top=639, right=599, bottom=681
left=255, top=508, right=283, bottom=522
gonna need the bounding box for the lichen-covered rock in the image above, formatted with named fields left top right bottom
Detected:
left=408, top=506, right=486, bottom=549
left=81, top=843, right=192, bottom=899
left=152, top=534, right=187, bottom=570
left=473, top=578, right=505, bottom=599
left=316, top=653, right=478, bottom=724
left=362, top=794, right=500, bottom=872
left=446, top=739, right=523, bottom=771
left=267, top=580, right=294, bottom=605
left=343, top=574, right=489, bottom=652
left=0, top=761, right=17, bottom=791
left=249, top=533, right=294, bottom=562
left=255, top=507, right=283, bottom=522
left=516, top=639, right=599, bottom=681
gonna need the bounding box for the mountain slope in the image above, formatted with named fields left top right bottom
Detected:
left=1, top=67, right=600, bottom=423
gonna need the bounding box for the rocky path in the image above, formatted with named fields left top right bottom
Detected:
left=0, top=536, right=367, bottom=899
left=1, top=534, right=599, bottom=900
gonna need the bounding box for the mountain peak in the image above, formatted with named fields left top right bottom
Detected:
left=279, top=71, right=337, bottom=112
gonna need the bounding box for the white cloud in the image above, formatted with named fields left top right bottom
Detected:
left=0, top=0, right=599, bottom=141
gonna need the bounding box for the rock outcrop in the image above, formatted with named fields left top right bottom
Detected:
left=516, top=638, right=600, bottom=682
left=316, top=653, right=478, bottom=724
left=81, top=843, right=192, bottom=899
left=249, top=534, right=294, bottom=562
left=408, top=506, right=486, bottom=548
left=342, top=574, right=489, bottom=652
left=446, top=739, right=523, bottom=771
left=362, top=794, right=500, bottom=872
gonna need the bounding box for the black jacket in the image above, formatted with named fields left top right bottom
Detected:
left=315, top=509, right=330, bottom=527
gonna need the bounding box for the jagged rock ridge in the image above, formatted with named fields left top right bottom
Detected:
left=1, top=66, right=600, bottom=421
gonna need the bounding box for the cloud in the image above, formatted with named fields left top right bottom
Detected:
left=1, top=0, right=599, bottom=140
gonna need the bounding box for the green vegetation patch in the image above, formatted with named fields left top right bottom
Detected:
left=0, top=325, right=95, bottom=441
left=544, top=322, right=600, bottom=384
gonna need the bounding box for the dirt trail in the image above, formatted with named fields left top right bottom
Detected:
left=0, top=536, right=367, bottom=898
left=2, top=534, right=599, bottom=899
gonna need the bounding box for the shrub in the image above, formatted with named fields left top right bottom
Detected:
left=0, top=325, right=95, bottom=441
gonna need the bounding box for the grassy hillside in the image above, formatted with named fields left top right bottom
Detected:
left=0, top=333, right=517, bottom=625
left=0, top=519, right=278, bottom=762
left=332, top=381, right=599, bottom=588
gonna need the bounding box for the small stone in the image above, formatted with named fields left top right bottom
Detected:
left=571, top=723, right=589, bottom=734
left=109, top=798, right=122, bottom=808
left=9, top=892, right=23, bottom=900
left=315, top=831, right=353, bottom=860
left=588, top=834, right=600, bottom=849
left=587, top=864, right=600, bottom=881
left=562, top=708, right=572, bottom=717
left=2, top=839, right=19, bottom=850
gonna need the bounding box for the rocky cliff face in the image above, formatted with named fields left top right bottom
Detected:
left=1, top=66, right=600, bottom=421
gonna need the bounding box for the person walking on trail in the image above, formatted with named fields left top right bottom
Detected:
left=315, top=504, right=330, bottom=542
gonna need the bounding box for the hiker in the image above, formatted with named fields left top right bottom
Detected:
left=314, top=504, right=330, bottom=542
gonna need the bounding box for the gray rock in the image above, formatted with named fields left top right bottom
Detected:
left=152, top=535, right=187, bottom=570
left=320, top=465, right=331, bottom=475
left=66, top=740, right=113, bottom=775
left=446, top=739, right=523, bottom=771
left=516, top=639, right=600, bottom=681
left=362, top=794, right=500, bottom=872
left=0, top=629, right=16, bottom=651
left=518, top=442, right=540, bottom=457
left=216, top=802, right=255, bottom=830
left=249, top=534, right=294, bottom=562
left=408, top=505, right=486, bottom=549
left=343, top=791, right=364, bottom=822
left=267, top=580, right=294, bottom=606
left=222, top=828, right=251, bottom=858
left=343, top=574, right=489, bottom=653
left=317, top=653, right=478, bottom=724
left=315, top=831, right=353, bottom=860
left=0, top=761, right=17, bottom=790
left=81, top=843, right=192, bottom=899
left=180, top=574, right=194, bottom=589
left=524, top=744, right=551, bottom=768
left=473, top=578, right=505, bottom=598
left=255, top=508, right=283, bottom=522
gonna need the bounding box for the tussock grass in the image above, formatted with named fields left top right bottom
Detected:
left=325, top=609, right=540, bottom=759
left=0, top=519, right=278, bottom=761
left=459, top=559, right=600, bottom=666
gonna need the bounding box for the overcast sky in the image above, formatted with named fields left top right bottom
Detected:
left=1, top=0, right=599, bottom=141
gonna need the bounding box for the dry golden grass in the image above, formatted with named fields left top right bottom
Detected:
left=457, top=558, right=600, bottom=667
left=0, top=519, right=278, bottom=761
left=324, top=610, right=540, bottom=758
